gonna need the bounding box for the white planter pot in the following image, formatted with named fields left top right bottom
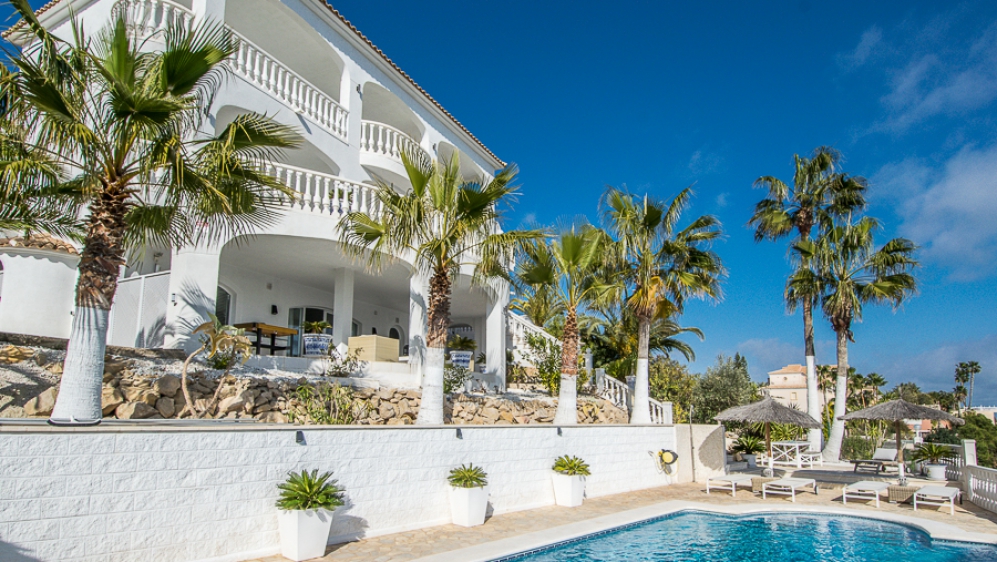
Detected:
left=925, top=463, right=948, bottom=481
left=450, top=350, right=474, bottom=369
left=449, top=486, right=488, bottom=527
left=302, top=334, right=334, bottom=357
left=742, top=454, right=757, bottom=469
left=277, top=508, right=335, bottom=562
left=551, top=472, right=585, bottom=507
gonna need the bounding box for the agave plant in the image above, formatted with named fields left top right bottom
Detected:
left=552, top=455, right=591, bottom=476
left=448, top=464, right=488, bottom=488
left=276, top=470, right=344, bottom=511
left=912, top=443, right=951, bottom=465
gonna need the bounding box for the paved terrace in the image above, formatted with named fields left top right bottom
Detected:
left=246, top=466, right=997, bottom=562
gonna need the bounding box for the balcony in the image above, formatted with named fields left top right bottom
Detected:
left=267, top=163, right=382, bottom=220
left=360, top=120, right=428, bottom=165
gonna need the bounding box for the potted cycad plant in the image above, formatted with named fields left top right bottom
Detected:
left=913, top=443, right=950, bottom=481
left=551, top=455, right=590, bottom=507
left=447, top=335, right=477, bottom=369
left=448, top=464, right=489, bottom=527
left=732, top=435, right=765, bottom=469
left=302, top=321, right=333, bottom=357
left=276, top=469, right=344, bottom=561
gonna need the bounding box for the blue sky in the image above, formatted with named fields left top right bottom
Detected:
left=5, top=1, right=997, bottom=402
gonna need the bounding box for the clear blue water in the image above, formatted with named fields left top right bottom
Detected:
left=492, top=511, right=997, bottom=561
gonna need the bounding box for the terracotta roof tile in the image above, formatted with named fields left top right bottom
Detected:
left=0, top=234, right=79, bottom=256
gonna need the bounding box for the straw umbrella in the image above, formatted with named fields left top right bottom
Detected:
left=715, top=396, right=821, bottom=458
left=839, top=399, right=964, bottom=483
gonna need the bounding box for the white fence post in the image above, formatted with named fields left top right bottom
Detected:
left=962, top=439, right=978, bottom=501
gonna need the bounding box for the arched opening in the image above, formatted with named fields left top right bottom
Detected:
left=437, top=142, right=487, bottom=182
left=361, top=83, right=424, bottom=142
left=388, top=325, right=406, bottom=355
left=215, top=105, right=341, bottom=175
left=215, top=286, right=233, bottom=326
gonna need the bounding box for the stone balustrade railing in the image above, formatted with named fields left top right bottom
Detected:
left=360, top=120, right=428, bottom=164
left=114, top=0, right=192, bottom=37
left=268, top=163, right=382, bottom=219
left=649, top=398, right=674, bottom=425
left=965, top=465, right=997, bottom=514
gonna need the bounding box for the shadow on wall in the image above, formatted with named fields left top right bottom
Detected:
left=0, top=540, right=42, bottom=562
left=166, top=281, right=214, bottom=353
left=326, top=495, right=370, bottom=544
left=136, top=315, right=167, bottom=349
left=674, top=424, right=727, bottom=483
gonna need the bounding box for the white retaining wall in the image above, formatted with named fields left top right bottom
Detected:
left=0, top=424, right=678, bottom=562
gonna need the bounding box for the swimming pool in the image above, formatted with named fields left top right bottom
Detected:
left=491, top=511, right=997, bottom=561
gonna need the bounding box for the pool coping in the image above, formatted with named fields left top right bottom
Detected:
left=409, top=500, right=997, bottom=562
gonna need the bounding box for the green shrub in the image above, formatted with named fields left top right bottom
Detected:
left=913, top=442, right=952, bottom=464
left=841, top=436, right=874, bottom=460
left=444, top=365, right=472, bottom=393
left=448, top=464, right=487, bottom=488
left=287, top=383, right=368, bottom=425
left=276, top=470, right=344, bottom=511
left=731, top=435, right=765, bottom=455
left=552, top=455, right=591, bottom=476
left=302, top=321, right=332, bottom=334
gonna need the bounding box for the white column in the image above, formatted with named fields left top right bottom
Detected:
left=164, top=244, right=222, bottom=353
left=485, top=280, right=509, bottom=390
left=192, top=0, right=226, bottom=22
left=408, top=271, right=428, bottom=383
left=332, top=268, right=355, bottom=347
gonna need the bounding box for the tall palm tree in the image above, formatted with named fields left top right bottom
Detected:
left=796, top=216, right=918, bottom=461
left=589, top=302, right=703, bottom=380
left=956, top=361, right=981, bottom=410
left=510, top=284, right=565, bottom=329
left=515, top=224, right=610, bottom=424
left=340, top=151, right=536, bottom=424
left=750, top=146, right=867, bottom=448
left=0, top=4, right=301, bottom=423
left=602, top=187, right=724, bottom=423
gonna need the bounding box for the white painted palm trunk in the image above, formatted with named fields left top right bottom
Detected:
left=822, top=372, right=849, bottom=462
left=417, top=347, right=445, bottom=425
left=805, top=355, right=821, bottom=451
left=50, top=306, right=108, bottom=423
left=553, top=373, right=578, bottom=425
left=551, top=472, right=585, bottom=507
left=630, top=357, right=651, bottom=424
left=449, top=486, right=488, bottom=527
left=277, top=508, right=335, bottom=562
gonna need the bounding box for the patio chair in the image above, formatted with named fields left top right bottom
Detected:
left=913, top=486, right=961, bottom=516
left=762, top=478, right=818, bottom=502
left=706, top=473, right=755, bottom=497
left=799, top=448, right=823, bottom=468
left=851, top=448, right=898, bottom=473
left=842, top=480, right=890, bottom=508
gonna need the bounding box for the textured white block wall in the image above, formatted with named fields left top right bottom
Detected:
left=0, top=425, right=677, bottom=562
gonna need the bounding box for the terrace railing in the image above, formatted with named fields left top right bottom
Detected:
left=267, top=163, right=382, bottom=219
left=360, top=120, right=428, bottom=164
left=114, top=0, right=192, bottom=37
left=966, top=465, right=997, bottom=514
left=937, top=443, right=966, bottom=481
left=508, top=313, right=559, bottom=369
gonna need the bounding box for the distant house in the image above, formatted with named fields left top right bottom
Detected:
left=761, top=364, right=831, bottom=412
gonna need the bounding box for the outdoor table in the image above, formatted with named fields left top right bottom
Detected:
left=234, top=322, right=298, bottom=356
left=769, top=440, right=813, bottom=469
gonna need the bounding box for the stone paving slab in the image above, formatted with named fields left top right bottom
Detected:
left=245, top=481, right=997, bottom=562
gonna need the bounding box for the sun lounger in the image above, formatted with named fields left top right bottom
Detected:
left=842, top=480, right=890, bottom=508
left=851, top=448, right=898, bottom=473
left=914, top=486, right=960, bottom=516
left=706, top=473, right=755, bottom=497
left=762, top=478, right=818, bottom=502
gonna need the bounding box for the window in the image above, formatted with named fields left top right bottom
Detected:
left=790, top=392, right=798, bottom=400
left=288, top=307, right=334, bottom=356
left=215, top=286, right=232, bottom=325
left=388, top=327, right=400, bottom=339
left=351, top=320, right=361, bottom=337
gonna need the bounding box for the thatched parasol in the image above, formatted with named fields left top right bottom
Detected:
left=715, top=396, right=821, bottom=457
left=839, top=399, right=964, bottom=482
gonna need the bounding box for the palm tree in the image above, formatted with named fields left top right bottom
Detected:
left=510, top=284, right=566, bottom=329
left=0, top=4, right=301, bottom=423
left=750, top=147, right=867, bottom=448
left=796, top=217, right=918, bottom=461
left=515, top=224, right=610, bottom=424
left=340, top=151, right=536, bottom=424
left=588, top=303, right=703, bottom=380
left=602, top=187, right=724, bottom=423
left=956, top=361, right=981, bottom=410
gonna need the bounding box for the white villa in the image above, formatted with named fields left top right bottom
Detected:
left=0, top=0, right=521, bottom=389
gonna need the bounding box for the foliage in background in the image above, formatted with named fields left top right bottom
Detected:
left=521, top=332, right=588, bottom=395
left=325, top=346, right=367, bottom=378
left=444, top=365, right=472, bottom=394
left=692, top=354, right=757, bottom=424
left=448, top=464, right=488, bottom=488
left=447, top=334, right=478, bottom=351
left=287, top=383, right=368, bottom=425
left=552, top=455, right=591, bottom=476
left=841, top=436, right=875, bottom=460
left=648, top=357, right=696, bottom=423
left=954, top=412, right=997, bottom=469
left=731, top=435, right=765, bottom=455
left=276, top=470, right=344, bottom=511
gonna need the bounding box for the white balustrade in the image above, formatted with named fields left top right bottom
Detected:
left=114, top=0, right=192, bottom=37
left=360, top=120, right=427, bottom=163
left=601, top=375, right=629, bottom=412
left=937, top=443, right=965, bottom=481
left=649, top=399, right=673, bottom=425
left=966, top=465, right=997, bottom=514
left=267, top=163, right=381, bottom=219
left=230, top=33, right=349, bottom=141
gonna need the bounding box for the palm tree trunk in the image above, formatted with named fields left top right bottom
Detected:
left=803, top=299, right=821, bottom=450
left=822, top=328, right=850, bottom=462
left=969, top=373, right=975, bottom=410
left=417, top=266, right=451, bottom=425
left=630, top=314, right=652, bottom=424
left=50, top=189, right=128, bottom=424
left=553, top=308, right=579, bottom=425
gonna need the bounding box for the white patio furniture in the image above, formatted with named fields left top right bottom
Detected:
left=913, top=486, right=960, bottom=516
left=799, top=448, right=824, bottom=468
left=706, top=473, right=755, bottom=497
left=762, top=478, right=818, bottom=502
left=769, top=440, right=813, bottom=469
left=851, top=448, right=898, bottom=473
left=842, top=480, right=890, bottom=508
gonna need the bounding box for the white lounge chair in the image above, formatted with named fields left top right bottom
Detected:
left=851, top=448, right=898, bottom=473
left=762, top=478, right=818, bottom=502
left=706, top=473, right=755, bottom=497
left=914, top=486, right=960, bottom=516
left=842, top=480, right=890, bottom=508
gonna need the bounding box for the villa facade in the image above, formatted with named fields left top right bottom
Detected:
left=0, top=0, right=513, bottom=388
left=761, top=364, right=832, bottom=412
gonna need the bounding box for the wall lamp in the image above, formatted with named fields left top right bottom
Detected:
left=295, top=430, right=306, bottom=445
left=557, top=427, right=562, bottom=437
left=170, top=293, right=177, bottom=306
left=455, top=428, right=463, bottom=440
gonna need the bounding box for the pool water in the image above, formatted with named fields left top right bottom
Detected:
left=493, top=511, right=997, bottom=561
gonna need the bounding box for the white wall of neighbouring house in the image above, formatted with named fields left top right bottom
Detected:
left=0, top=250, right=79, bottom=339
left=0, top=424, right=680, bottom=562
